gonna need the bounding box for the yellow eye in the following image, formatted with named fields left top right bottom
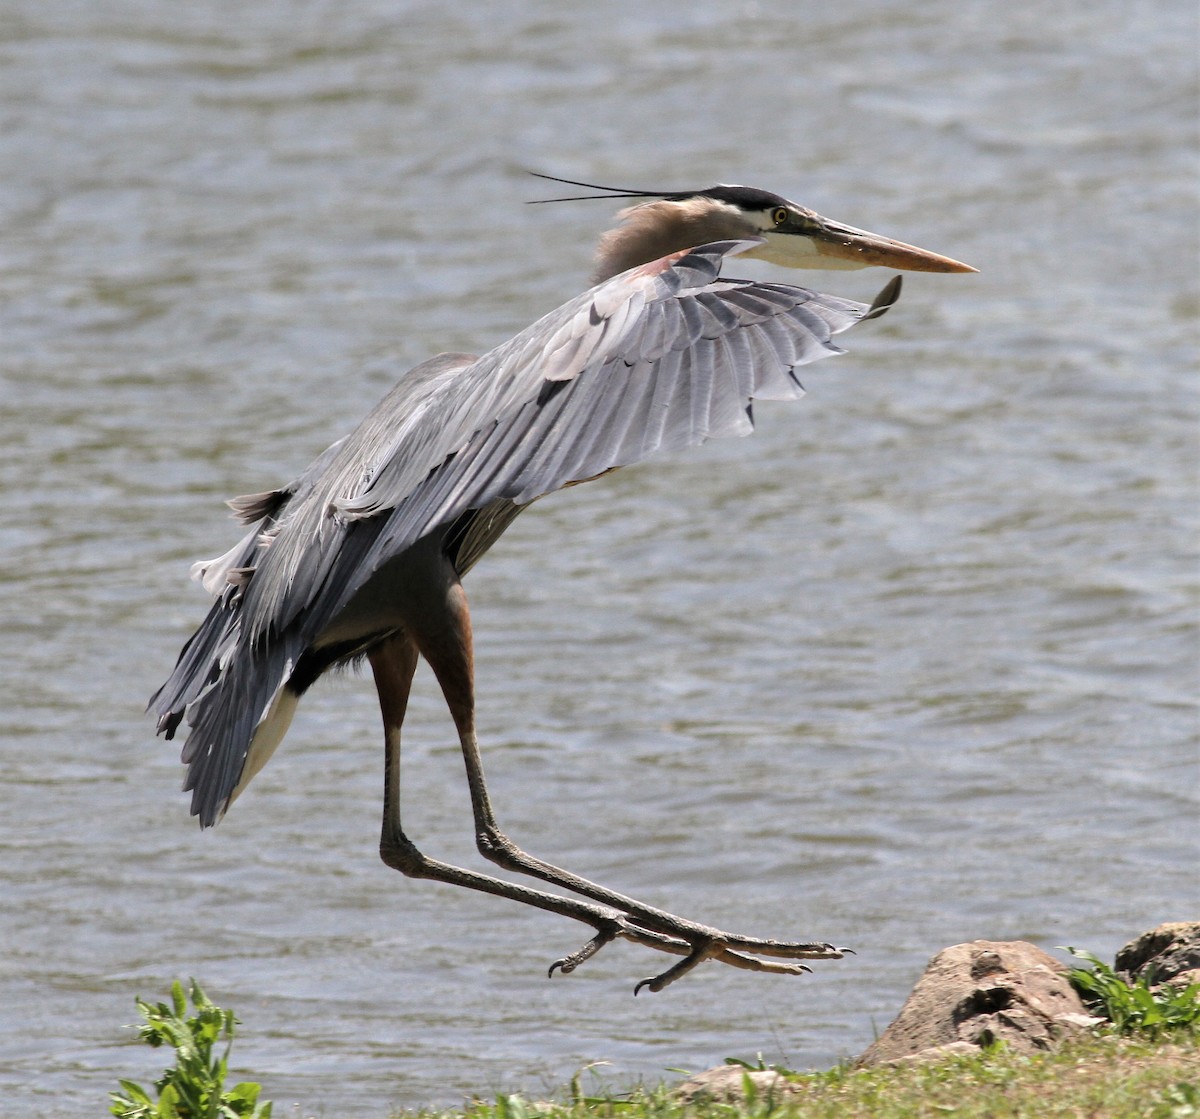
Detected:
left=771, top=207, right=789, bottom=225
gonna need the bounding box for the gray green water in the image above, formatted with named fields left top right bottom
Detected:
left=1, top=1, right=1196, bottom=1114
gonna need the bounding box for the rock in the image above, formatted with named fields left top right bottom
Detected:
left=674, top=1065, right=794, bottom=1104
left=879, top=1040, right=980, bottom=1067
left=1056, top=1011, right=1108, bottom=1032
left=858, top=940, right=1096, bottom=1065
left=1114, top=922, right=1200, bottom=986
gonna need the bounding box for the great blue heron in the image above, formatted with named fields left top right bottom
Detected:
left=152, top=174, right=974, bottom=993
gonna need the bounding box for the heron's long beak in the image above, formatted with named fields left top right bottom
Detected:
left=750, top=215, right=977, bottom=273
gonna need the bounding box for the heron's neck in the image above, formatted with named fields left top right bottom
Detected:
left=591, top=198, right=751, bottom=284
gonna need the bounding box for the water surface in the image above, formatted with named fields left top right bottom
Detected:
left=0, top=1, right=1196, bottom=1114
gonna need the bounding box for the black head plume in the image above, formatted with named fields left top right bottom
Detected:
left=527, top=172, right=674, bottom=204
left=528, top=172, right=791, bottom=213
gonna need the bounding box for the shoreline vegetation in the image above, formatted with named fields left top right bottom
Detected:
left=109, top=928, right=1199, bottom=1119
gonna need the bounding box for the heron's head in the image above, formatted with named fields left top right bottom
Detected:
left=531, top=175, right=977, bottom=283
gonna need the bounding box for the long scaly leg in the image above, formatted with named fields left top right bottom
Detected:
left=407, top=579, right=844, bottom=992
left=368, top=637, right=692, bottom=963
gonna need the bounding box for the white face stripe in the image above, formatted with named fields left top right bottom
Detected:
left=739, top=208, right=780, bottom=234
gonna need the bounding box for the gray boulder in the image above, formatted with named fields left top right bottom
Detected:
left=1114, top=922, right=1200, bottom=988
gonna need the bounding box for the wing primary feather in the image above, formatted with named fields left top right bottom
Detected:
left=685, top=337, right=717, bottom=442
left=705, top=335, right=755, bottom=435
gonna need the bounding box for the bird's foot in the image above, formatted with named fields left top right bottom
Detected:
left=549, top=909, right=847, bottom=993
left=473, top=821, right=847, bottom=991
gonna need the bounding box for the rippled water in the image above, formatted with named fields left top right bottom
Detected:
left=1, top=1, right=1197, bottom=1115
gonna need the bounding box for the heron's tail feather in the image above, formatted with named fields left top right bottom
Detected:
left=178, top=648, right=301, bottom=826
left=150, top=578, right=305, bottom=827
left=168, top=635, right=303, bottom=828
left=149, top=593, right=241, bottom=736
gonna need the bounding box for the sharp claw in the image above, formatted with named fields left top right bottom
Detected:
left=548, top=950, right=585, bottom=979
left=633, top=976, right=655, bottom=996
left=548, top=922, right=623, bottom=978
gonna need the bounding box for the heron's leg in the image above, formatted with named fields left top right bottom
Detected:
left=368, top=636, right=690, bottom=960
left=411, top=583, right=845, bottom=989
left=370, top=637, right=421, bottom=847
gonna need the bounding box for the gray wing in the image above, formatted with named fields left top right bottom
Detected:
left=243, top=240, right=898, bottom=644
left=153, top=238, right=899, bottom=824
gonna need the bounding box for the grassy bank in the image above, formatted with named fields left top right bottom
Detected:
left=109, top=956, right=1199, bottom=1119
left=410, top=1033, right=1198, bottom=1119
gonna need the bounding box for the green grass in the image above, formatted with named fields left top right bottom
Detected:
left=396, top=1032, right=1198, bottom=1119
